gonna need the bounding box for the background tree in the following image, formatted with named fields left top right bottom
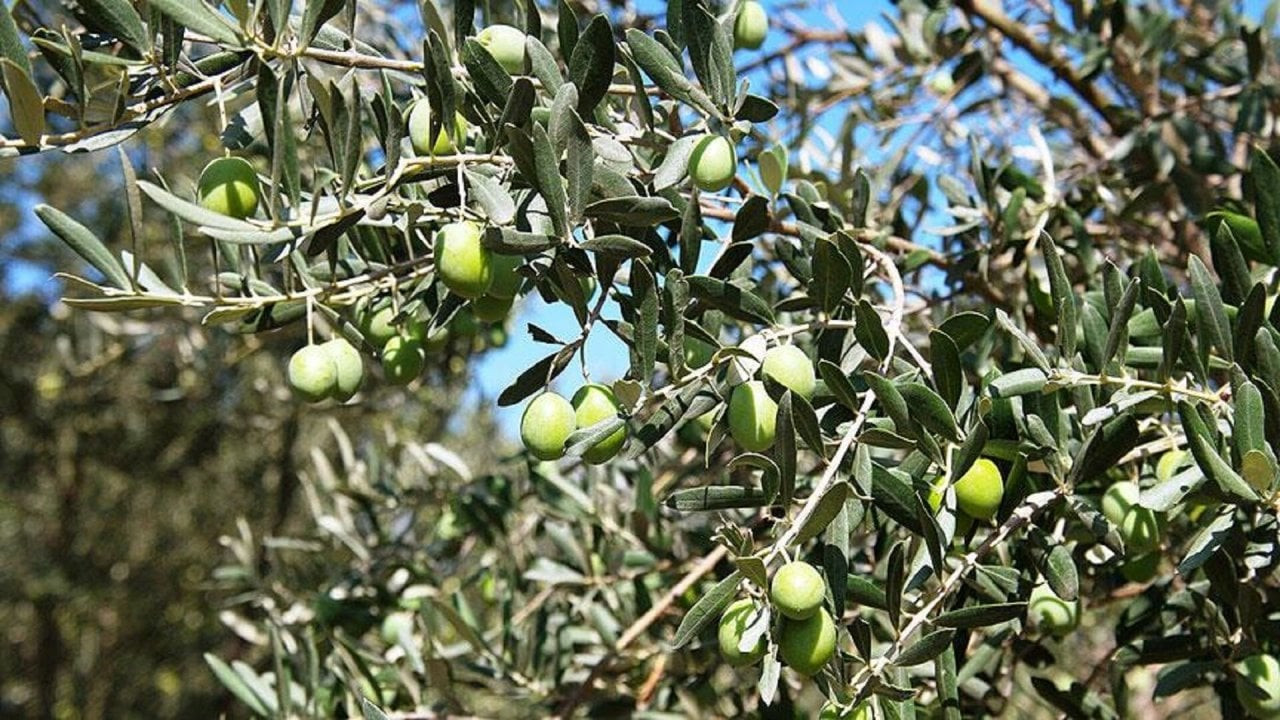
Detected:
left=4, top=0, right=1280, bottom=718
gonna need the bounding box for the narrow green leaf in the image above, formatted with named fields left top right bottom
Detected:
left=1188, top=254, right=1234, bottom=363
left=665, top=486, right=769, bottom=511
left=150, top=0, right=243, bottom=46
left=899, top=382, right=960, bottom=442
left=1, top=59, right=44, bottom=146
left=795, top=482, right=850, bottom=544
left=1178, top=401, right=1258, bottom=501
left=1041, top=233, right=1078, bottom=360
left=811, top=237, right=852, bottom=313
left=1250, top=147, right=1280, bottom=264
left=36, top=205, right=132, bottom=290
left=934, top=603, right=1027, bottom=629
left=672, top=571, right=742, bottom=649
left=895, top=629, right=955, bottom=667
left=854, top=299, right=889, bottom=361
left=568, top=14, right=615, bottom=116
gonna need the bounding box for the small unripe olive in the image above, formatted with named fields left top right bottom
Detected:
left=717, top=598, right=767, bottom=667
left=434, top=221, right=493, bottom=299
left=381, top=335, right=425, bottom=385
left=733, top=0, right=768, bottom=50
left=322, top=337, right=364, bottom=401
left=777, top=608, right=837, bottom=676
left=1101, top=480, right=1139, bottom=528
left=380, top=611, right=414, bottom=645
left=408, top=100, right=468, bottom=156
left=1120, top=505, right=1162, bottom=554
left=761, top=344, right=816, bottom=400
left=197, top=157, right=259, bottom=219
left=487, top=253, right=525, bottom=299
left=572, top=384, right=628, bottom=464
left=359, top=304, right=399, bottom=346
left=728, top=380, right=777, bottom=452
left=953, top=458, right=1004, bottom=521
left=770, top=561, right=826, bottom=620
left=1156, top=449, right=1189, bottom=483
left=521, top=392, right=577, bottom=461
left=689, top=134, right=736, bottom=192
left=288, top=344, right=338, bottom=402
left=476, top=24, right=527, bottom=75
left=819, top=702, right=872, bottom=720
left=1120, top=551, right=1160, bottom=584
left=683, top=337, right=716, bottom=369
left=1236, top=654, right=1280, bottom=719
left=1028, top=583, right=1079, bottom=637
left=472, top=294, right=514, bottom=323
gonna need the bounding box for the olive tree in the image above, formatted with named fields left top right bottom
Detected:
left=9, top=0, right=1280, bottom=717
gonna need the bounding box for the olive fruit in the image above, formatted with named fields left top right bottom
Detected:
left=761, top=344, right=816, bottom=400
left=472, top=294, right=514, bottom=323
left=1236, top=654, right=1280, bottom=719
left=521, top=392, right=577, bottom=461
left=770, top=561, right=825, bottom=620
left=717, top=598, right=767, bottom=667
left=777, top=608, right=837, bottom=676
left=380, top=611, right=414, bottom=645
left=288, top=344, right=338, bottom=402
left=476, top=24, right=527, bottom=75
left=733, top=0, right=768, bottom=50
left=197, top=157, right=259, bottom=219
left=434, top=221, right=493, bottom=299
left=953, top=458, right=1004, bottom=521
left=1120, top=505, right=1162, bottom=554
left=689, top=134, right=736, bottom=192
left=487, top=253, right=524, bottom=299
left=407, top=99, right=468, bottom=156
left=1120, top=551, right=1160, bottom=584
left=819, top=702, right=872, bottom=720
left=1101, top=480, right=1139, bottom=528
left=728, top=380, right=778, bottom=452
left=571, top=384, right=628, bottom=464
left=1156, top=449, right=1189, bottom=483
left=1028, top=583, right=1079, bottom=637
left=683, top=337, right=716, bottom=369
left=381, top=335, right=425, bottom=385
left=358, top=304, right=399, bottom=346
left=322, top=337, right=364, bottom=401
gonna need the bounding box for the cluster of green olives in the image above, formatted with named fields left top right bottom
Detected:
left=1100, top=460, right=1169, bottom=584
left=717, top=561, right=838, bottom=677
left=287, top=338, right=365, bottom=403
left=432, top=221, right=524, bottom=319
left=520, top=385, right=628, bottom=464
left=727, top=344, right=816, bottom=452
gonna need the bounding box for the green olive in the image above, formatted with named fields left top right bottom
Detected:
left=1028, top=583, right=1079, bottom=637
left=770, top=561, right=826, bottom=620
left=571, top=384, right=628, bottom=464
left=358, top=304, right=400, bottom=347
left=381, top=335, right=425, bottom=385
left=728, top=380, right=777, bottom=452
left=1101, top=480, right=1140, bottom=528
left=407, top=99, right=468, bottom=156
left=1120, top=551, right=1160, bottom=584
left=521, top=392, right=577, bottom=461
left=777, top=608, right=837, bottom=676
left=689, top=134, right=737, bottom=192
left=288, top=344, right=338, bottom=402
left=1120, top=505, right=1162, bottom=554
left=472, top=294, right=514, bottom=323
left=953, top=458, right=1004, bottom=521
left=197, top=157, right=259, bottom=219
left=1236, top=654, right=1280, bottom=719
left=321, top=337, right=364, bottom=401
left=717, top=598, right=767, bottom=667
left=1156, top=449, right=1189, bottom=483
left=733, top=0, right=768, bottom=50
left=476, top=24, right=527, bottom=75
left=434, top=221, right=493, bottom=299
left=761, top=344, right=816, bottom=400
left=487, top=253, right=524, bottom=299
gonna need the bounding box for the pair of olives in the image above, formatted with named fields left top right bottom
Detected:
left=520, top=385, right=628, bottom=464
left=718, top=561, right=837, bottom=676
left=726, top=344, right=817, bottom=452
left=288, top=338, right=365, bottom=402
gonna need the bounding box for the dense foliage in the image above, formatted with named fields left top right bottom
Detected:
left=7, top=0, right=1280, bottom=717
